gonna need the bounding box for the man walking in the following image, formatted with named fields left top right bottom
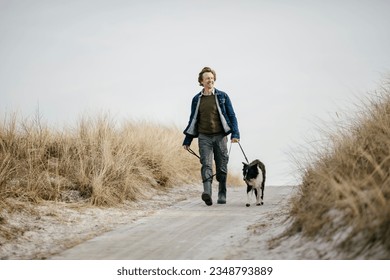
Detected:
left=183, top=67, right=240, bottom=206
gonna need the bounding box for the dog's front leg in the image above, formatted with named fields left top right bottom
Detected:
left=246, top=185, right=252, bottom=207
left=260, top=184, right=264, bottom=205
left=255, top=187, right=263, bottom=206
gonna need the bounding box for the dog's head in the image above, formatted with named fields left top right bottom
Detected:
left=242, top=161, right=259, bottom=183
left=242, top=160, right=265, bottom=183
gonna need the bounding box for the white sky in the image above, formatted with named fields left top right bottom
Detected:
left=1, top=0, right=390, bottom=185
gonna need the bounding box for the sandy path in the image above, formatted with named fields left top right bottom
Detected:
left=51, top=185, right=295, bottom=260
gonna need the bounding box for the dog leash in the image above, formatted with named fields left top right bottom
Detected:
left=238, top=141, right=250, bottom=164
left=187, top=147, right=201, bottom=160
left=187, top=142, right=233, bottom=183
left=187, top=142, right=233, bottom=161
left=188, top=141, right=249, bottom=163
left=186, top=140, right=254, bottom=183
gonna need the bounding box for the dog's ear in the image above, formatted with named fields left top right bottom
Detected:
left=242, top=162, right=248, bottom=167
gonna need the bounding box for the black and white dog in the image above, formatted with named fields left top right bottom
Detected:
left=242, top=160, right=266, bottom=207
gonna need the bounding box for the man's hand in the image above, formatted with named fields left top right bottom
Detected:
left=231, top=138, right=240, bottom=143
left=183, top=145, right=190, bottom=150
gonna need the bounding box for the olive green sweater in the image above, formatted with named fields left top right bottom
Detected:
left=197, top=95, right=223, bottom=135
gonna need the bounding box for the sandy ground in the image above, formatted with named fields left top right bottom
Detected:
left=1, top=184, right=301, bottom=260
left=1, top=184, right=383, bottom=260
left=51, top=185, right=297, bottom=259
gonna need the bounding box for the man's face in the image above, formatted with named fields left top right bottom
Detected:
left=201, top=72, right=215, bottom=89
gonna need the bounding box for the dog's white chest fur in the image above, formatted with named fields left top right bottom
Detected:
left=245, top=167, right=264, bottom=187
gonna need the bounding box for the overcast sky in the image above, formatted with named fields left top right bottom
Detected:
left=1, top=0, right=389, bottom=185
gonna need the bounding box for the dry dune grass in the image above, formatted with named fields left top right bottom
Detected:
left=0, top=114, right=204, bottom=207
left=289, top=79, right=390, bottom=258
left=0, top=115, right=202, bottom=233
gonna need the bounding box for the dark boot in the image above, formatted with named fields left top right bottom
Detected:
left=201, top=182, right=213, bottom=206
left=217, top=182, right=226, bottom=204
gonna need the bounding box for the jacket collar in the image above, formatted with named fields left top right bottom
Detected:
left=201, top=87, right=215, bottom=96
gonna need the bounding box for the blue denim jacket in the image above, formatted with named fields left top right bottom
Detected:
left=182, top=88, right=240, bottom=146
